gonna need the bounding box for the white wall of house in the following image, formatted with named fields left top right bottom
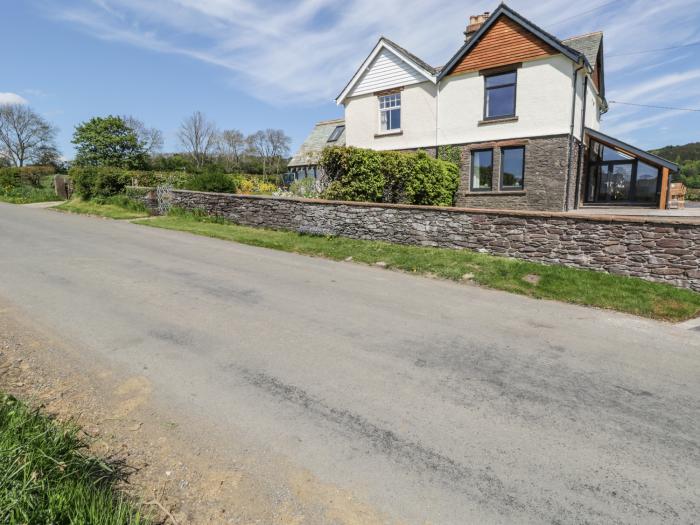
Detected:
left=437, top=55, right=575, bottom=145
left=343, top=51, right=605, bottom=150
left=345, top=81, right=438, bottom=150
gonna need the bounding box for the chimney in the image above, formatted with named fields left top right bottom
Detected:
left=464, top=11, right=490, bottom=42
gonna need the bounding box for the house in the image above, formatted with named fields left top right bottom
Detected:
left=287, top=118, right=345, bottom=183
left=331, top=4, right=678, bottom=211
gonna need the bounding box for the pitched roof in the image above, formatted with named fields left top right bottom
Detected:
left=562, top=32, right=602, bottom=69
left=438, top=4, right=587, bottom=80
left=380, top=36, right=438, bottom=75
left=288, top=119, right=345, bottom=167
left=563, top=31, right=606, bottom=101
left=585, top=128, right=679, bottom=172
left=335, top=37, right=436, bottom=104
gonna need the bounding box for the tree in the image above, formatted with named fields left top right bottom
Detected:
left=177, top=111, right=218, bottom=168
left=122, top=115, right=163, bottom=155
left=0, top=104, right=59, bottom=167
left=217, top=129, right=246, bottom=172
left=248, top=129, right=291, bottom=176
left=267, top=129, right=291, bottom=175
left=72, top=115, right=148, bottom=169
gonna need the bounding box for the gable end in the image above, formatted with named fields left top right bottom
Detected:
left=450, top=16, right=557, bottom=75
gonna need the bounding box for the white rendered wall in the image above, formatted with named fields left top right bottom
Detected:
left=345, top=81, right=438, bottom=150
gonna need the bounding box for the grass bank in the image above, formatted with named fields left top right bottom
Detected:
left=134, top=211, right=700, bottom=322
left=55, top=196, right=149, bottom=220
left=0, top=393, right=151, bottom=524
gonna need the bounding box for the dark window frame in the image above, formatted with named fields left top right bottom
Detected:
left=327, top=125, right=345, bottom=143
left=483, top=69, right=518, bottom=120
left=470, top=148, right=494, bottom=192
left=499, top=146, right=525, bottom=190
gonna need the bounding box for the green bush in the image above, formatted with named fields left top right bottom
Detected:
left=288, top=177, right=321, bottom=198
left=319, top=146, right=459, bottom=206
left=0, top=166, right=55, bottom=189
left=182, top=172, right=238, bottom=193
left=321, top=146, right=384, bottom=202
left=69, top=166, right=130, bottom=199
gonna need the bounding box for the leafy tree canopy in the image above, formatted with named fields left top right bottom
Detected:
left=72, top=116, right=148, bottom=169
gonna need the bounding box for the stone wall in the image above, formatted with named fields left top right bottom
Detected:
left=455, top=134, right=573, bottom=212
left=136, top=188, right=700, bottom=291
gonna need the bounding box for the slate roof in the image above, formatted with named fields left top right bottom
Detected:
left=288, top=119, right=345, bottom=167
left=381, top=36, right=439, bottom=75
left=562, top=32, right=603, bottom=70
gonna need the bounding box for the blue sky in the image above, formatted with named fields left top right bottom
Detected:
left=2, top=0, right=699, bottom=160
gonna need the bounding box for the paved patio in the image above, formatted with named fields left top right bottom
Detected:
left=573, top=203, right=700, bottom=220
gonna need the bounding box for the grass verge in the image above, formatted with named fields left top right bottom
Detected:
left=134, top=211, right=700, bottom=322
left=0, top=393, right=151, bottom=524
left=55, top=196, right=149, bottom=220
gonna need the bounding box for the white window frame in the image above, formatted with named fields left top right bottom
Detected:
left=378, top=93, right=401, bottom=132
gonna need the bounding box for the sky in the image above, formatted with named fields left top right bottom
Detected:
left=2, top=0, right=699, bottom=160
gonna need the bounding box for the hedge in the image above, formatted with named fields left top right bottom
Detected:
left=0, top=166, right=55, bottom=189
left=320, top=146, right=459, bottom=206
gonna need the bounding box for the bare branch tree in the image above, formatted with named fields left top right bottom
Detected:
left=0, top=104, right=58, bottom=167
left=266, top=129, right=291, bottom=175
left=177, top=111, right=218, bottom=168
left=122, top=115, right=164, bottom=155
left=247, top=130, right=273, bottom=176
left=217, top=129, right=246, bottom=172
left=247, top=129, right=291, bottom=176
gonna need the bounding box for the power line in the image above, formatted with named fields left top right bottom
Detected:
left=609, top=101, right=700, bottom=112
left=608, top=41, right=700, bottom=57
left=547, top=0, right=623, bottom=28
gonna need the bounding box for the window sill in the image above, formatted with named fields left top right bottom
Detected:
left=374, top=130, right=403, bottom=138
left=478, top=116, right=519, bottom=126
left=465, top=190, right=526, bottom=196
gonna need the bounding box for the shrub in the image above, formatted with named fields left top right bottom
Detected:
left=288, top=177, right=321, bottom=198
left=69, top=166, right=129, bottom=199
left=0, top=166, right=55, bottom=189
left=321, top=146, right=384, bottom=202
left=237, top=176, right=278, bottom=195
left=182, top=172, right=238, bottom=193
left=319, top=146, right=459, bottom=206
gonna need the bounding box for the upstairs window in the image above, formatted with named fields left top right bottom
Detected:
left=379, top=93, right=401, bottom=131
left=484, top=71, right=517, bottom=119
left=471, top=149, right=493, bottom=191
left=327, top=125, right=345, bottom=142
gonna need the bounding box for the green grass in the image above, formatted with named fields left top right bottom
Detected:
left=55, top=196, right=149, bottom=220
left=0, top=175, right=61, bottom=204
left=0, top=393, right=151, bottom=524
left=134, top=210, right=700, bottom=322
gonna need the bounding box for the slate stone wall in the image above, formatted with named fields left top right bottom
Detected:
left=136, top=189, right=700, bottom=291
left=455, top=134, right=575, bottom=212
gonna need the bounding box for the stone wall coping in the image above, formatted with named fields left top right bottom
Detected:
left=133, top=187, right=700, bottom=227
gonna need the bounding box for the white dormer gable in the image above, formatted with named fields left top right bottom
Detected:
left=336, top=39, right=435, bottom=105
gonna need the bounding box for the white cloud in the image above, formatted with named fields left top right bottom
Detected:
left=0, top=92, right=29, bottom=105
left=47, top=0, right=700, bottom=145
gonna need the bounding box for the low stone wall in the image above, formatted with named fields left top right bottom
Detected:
left=136, top=188, right=700, bottom=291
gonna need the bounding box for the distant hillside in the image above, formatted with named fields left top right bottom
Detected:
left=650, top=142, right=700, bottom=163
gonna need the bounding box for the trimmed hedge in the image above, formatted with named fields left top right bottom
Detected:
left=320, top=146, right=459, bottom=206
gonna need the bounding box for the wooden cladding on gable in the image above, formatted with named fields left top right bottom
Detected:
left=450, top=16, right=557, bottom=75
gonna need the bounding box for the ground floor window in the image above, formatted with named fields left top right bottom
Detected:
left=500, top=146, right=525, bottom=190
left=585, top=139, right=661, bottom=205
left=471, top=149, right=493, bottom=191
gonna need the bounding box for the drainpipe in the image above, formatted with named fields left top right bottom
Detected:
left=435, top=78, right=440, bottom=158
left=565, top=64, right=585, bottom=211
left=574, top=76, right=589, bottom=210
